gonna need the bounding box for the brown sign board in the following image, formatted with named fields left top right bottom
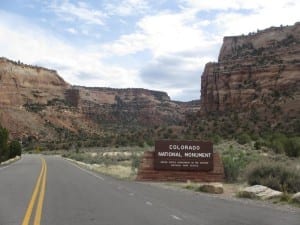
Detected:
left=154, top=140, right=213, bottom=171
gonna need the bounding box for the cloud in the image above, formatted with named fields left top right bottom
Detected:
left=102, top=9, right=221, bottom=56
left=181, top=0, right=300, bottom=36
left=104, top=0, right=150, bottom=16
left=102, top=33, right=147, bottom=56
left=47, top=0, right=106, bottom=25
left=100, top=9, right=221, bottom=100
left=139, top=53, right=214, bottom=100
left=1, top=0, right=299, bottom=101
left=181, top=0, right=275, bottom=11
left=212, top=2, right=300, bottom=36
left=66, top=27, right=78, bottom=34
left=0, top=10, right=139, bottom=89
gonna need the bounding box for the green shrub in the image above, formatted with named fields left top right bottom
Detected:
left=261, top=133, right=300, bottom=157
left=246, top=162, right=300, bottom=193
left=254, top=139, right=264, bottom=150
left=9, top=140, right=22, bottom=158
left=269, top=133, right=287, bottom=154
left=209, top=134, right=222, bottom=144
left=236, top=133, right=251, bottom=145
left=284, top=137, right=300, bottom=157
left=271, top=138, right=285, bottom=154
left=222, top=147, right=248, bottom=182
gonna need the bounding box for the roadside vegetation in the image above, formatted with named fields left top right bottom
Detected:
left=216, top=138, right=300, bottom=192
left=60, top=146, right=145, bottom=179
left=0, top=125, right=22, bottom=163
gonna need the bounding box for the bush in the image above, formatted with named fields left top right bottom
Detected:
left=247, top=162, right=300, bottom=193
left=269, top=133, right=287, bottom=154
left=254, top=139, right=264, bottom=150
left=236, top=133, right=251, bottom=145
left=9, top=140, right=22, bottom=158
left=222, top=147, right=248, bottom=182
left=262, top=133, right=300, bottom=157
left=209, top=134, right=222, bottom=144
left=284, top=137, right=300, bottom=157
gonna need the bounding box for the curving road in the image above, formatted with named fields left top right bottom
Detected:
left=0, top=155, right=299, bottom=225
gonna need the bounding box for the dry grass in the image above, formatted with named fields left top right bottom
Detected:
left=93, top=164, right=133, bottom=179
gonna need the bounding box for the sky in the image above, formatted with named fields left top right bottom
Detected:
left=0, top=0, right=299, bottom=101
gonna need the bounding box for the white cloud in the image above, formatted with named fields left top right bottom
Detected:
left=102, top=9, right=220, bottom=57
left=181, top=0, right=276, bottom=11
left=181, top=0, right=300, bottom=36
left=104, top=0, right=150, bottom=16
left=213, top=2, right=300, bottom=36
left=102, top=33, right=147, bottom=56
left=137, top=11, right=217, bottom=57
left=48, top=0, right=106, bottom=25
left=0, top=11, right=139, bottom=89
left=99, top=8, right=221, bottom=100
left=66, top=27, right=78, bottom=34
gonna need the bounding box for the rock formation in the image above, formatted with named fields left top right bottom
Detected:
left=0, top=57, right=197, bottom=146
left=200, top=22, right=300, bottom=124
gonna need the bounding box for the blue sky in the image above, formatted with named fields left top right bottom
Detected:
left=0, top=0, right=299, bottom=101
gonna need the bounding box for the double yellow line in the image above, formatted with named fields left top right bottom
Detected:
left=22, top=158, right=47, bottom=225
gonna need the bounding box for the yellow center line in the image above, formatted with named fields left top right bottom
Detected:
left=34, top=159, right=47, bottom=225
left=22, top=157, right=47, bottom=225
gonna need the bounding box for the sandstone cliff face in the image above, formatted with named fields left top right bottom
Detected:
left=0, top=57, right=194, bottom=144
left=0, top=57, right=69, bottom=106
left=0, top=58, right=71, bottom=140
left=200, top=22, right=300, bottom=122
left=77, top=87, right=185, bottom=127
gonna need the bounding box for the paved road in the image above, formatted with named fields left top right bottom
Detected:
left=0, top=155, right=299, bottom=225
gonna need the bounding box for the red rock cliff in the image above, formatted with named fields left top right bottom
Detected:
left=200, top=22, right=300, bottom=119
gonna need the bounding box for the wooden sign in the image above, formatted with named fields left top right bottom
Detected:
left=154, top=140, right=213, bottom=171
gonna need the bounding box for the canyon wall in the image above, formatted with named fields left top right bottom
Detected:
left=200, top=23, right=300, bottom=124
left=0, top=57, right=195, bottom=144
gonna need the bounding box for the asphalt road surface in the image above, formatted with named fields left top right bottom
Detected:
left=0, top=155, right=299, bottom=225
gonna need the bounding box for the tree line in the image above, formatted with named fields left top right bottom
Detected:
left=0, top=125, right=22, bottom=162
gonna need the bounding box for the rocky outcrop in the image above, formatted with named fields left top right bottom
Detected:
left=200, top=22, right=300, bottom=122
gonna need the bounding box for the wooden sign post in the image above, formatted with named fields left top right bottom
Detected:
left=136, top=140, right=224, bottom=182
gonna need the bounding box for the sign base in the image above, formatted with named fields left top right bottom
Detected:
left=136, top=151, right=224, bottom=182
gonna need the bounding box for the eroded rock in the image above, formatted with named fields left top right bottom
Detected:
left=198, top=183, right=224, bottom=194
left=292, top=192, right=300, bottom=203
left=239, top=185, right=283, bottom=200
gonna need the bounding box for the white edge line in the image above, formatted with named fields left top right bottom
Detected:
left=145, top=201, right=153, bottom=206
left=0, top=157, right=23, bottom=171
left=64, top=158, right=105, bottom=181
left=171, top=215, right=183, bottom=221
